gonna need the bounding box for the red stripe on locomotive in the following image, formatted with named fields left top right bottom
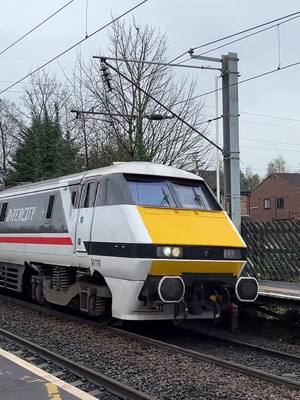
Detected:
left=0, top=236, right=73, bottom=245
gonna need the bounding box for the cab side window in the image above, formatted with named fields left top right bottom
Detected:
left=71, top=190, right=77, bottom=206
left=0, top=202, right=8, bottom=222
left=106, top=179, right=120, bottom=205
left=46, top=195, right=55, bottom=220
left=82, top=182, right=97, bottom=208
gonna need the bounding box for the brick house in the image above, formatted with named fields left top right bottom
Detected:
left=199, top=170, right=251, bottom=217
left=249, top=173, right=300, bottom=221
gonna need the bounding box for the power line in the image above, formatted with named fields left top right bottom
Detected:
left=189, top=11, right=300, bottom=53
left=241, top=111, right=300, bottom=123
left=241, top=144, right=300, bottom=153
left=138, top=13, right=300, bottom=110
left=240, top=119, right=300, bottom=130
left=240, top=137, right=300, bottom=146
left=0, top=0, right=75, bottom=57
left=204, top=104, right=300, bottom=123
left=0, top=0, right=148, bottom=96
left=100, top=58, right=223, bottom=153
left=204, top=111, right=300, bottom=130
left=98, top=13, right=300, bottom=87
left=173, top=59, right=300, bottom=106
left=138, top=12, right=300, bottom=87
left=70, top=12, right=300, bottom=119
left=191, top=14, right=300, bottom=58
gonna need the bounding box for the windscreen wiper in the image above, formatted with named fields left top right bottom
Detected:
left=193, top=187, right=206, bottom=209
left=160, top=188, right=171, bottom=207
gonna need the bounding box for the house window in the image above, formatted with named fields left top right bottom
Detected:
left=276, top=197, right=285, bottom=209
left=263, top=198, right=271, bottom=209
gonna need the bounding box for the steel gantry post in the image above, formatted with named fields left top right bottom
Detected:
left=190, top=51, right=241, bottom=230
left=221, top=52, right=241, bottom=230
left=94, top=51, right=242, bottom=230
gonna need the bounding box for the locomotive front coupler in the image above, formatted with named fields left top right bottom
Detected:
left=227, top=302, right=239, bottom=333
left=173, top=300, right=188, bottom=326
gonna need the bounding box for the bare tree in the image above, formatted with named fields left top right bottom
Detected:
left=64, top=55, right=100, bottom=169
left=267, top=155, right=287, bottom=176
left=0, top=99, right=22, bottom=184
left=74, top=19, right=213, bottom=169
left=22, top=71, right=70, bottom=121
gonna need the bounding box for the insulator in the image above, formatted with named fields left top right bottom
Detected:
left=100, top=61, right=112, bottom=92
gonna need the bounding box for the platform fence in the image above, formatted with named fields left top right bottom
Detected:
left=241, top=220, right=300, bottom=282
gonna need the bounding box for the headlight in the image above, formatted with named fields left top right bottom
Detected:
left=156, top=246, right=182, bottom=258
left=224, top=248, right=242, bottom=259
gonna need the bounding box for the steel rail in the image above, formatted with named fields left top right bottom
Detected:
left=0, top=328, right=156, bottom=400
left=110, top=327, right=300, bottom=391
left=178, top=325, right=300, bottom=363
left=1, top=293, right=300, bottom=391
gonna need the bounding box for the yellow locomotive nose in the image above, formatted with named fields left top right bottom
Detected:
left=138, top=206, right=246, bottom=278
left=138, top=207, right=245, bottom=248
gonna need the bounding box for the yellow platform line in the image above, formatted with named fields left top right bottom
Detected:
left=0, top=348, right=97, bottom=400
left=46, top=382, right=62, bottom=400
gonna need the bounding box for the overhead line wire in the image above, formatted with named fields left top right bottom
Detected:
left=0, top=0, right=148, bottom=96
left=241, top=111, right=300, bottom=123
left=241, top=144, right=300, bottom=153
left=189, top=10, right=300, bottom=53
left=193, top=14, right=300, bottom=57
left=203, top=105, right=300, bottom=123
left=240, top=137, right=300, bottom=146
left=100, top=12, right=300, bottom=110
left=100, top=59, right=223, bottom=152
left=116, top=13, right=300, bottom=90
left=173, top=59, right=300, bottom=106
left=0, top=0, right=75, bottom=57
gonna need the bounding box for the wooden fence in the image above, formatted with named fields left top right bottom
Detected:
left=241, top=220, right=300, bottom=281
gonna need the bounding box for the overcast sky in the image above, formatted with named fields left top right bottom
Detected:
left=1, top=0, right=300, bottom=176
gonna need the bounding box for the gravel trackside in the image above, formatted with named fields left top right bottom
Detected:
left=0, top=298, right=299, bottom=400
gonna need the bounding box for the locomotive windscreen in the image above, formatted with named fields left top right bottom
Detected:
left=125, top=175, right=221, bottom=210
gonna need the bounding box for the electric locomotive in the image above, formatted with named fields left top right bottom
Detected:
left=0, top=162, right=258, bottom=320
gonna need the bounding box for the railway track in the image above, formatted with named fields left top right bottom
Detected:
left=1, top=293, right=300, bottom=393
left=178, top=323, right=300, bottom=364
left=0, top=327, right=156, bottom=400
left=114, top=325, right=300, bottom=391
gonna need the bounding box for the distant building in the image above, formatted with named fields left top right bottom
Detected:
left=199, top=170, right=250, bottom=217
left=249, top=173, right=300, bottom=221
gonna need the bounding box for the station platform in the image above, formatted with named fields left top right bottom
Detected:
left=0, top=348, right=97, bottom=400
left=258, top=280, right=300, bottom=301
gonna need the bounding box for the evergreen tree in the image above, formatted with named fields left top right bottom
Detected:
left=240, top=166, right=261, bottom=191
left=58, top=130, right=83, bottom=175
left=10, top=106, right=81, bottom=183
left=10, top=118, right=43, bottom=183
